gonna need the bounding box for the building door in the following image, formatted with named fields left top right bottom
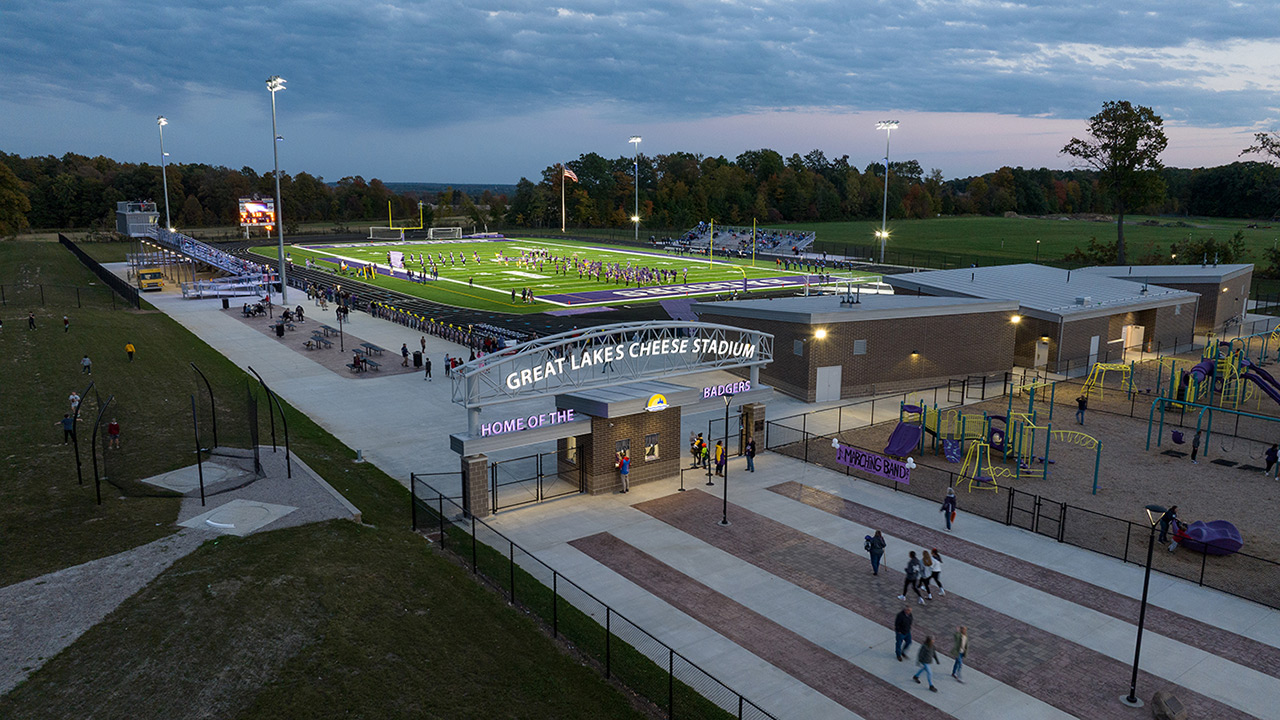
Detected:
left=1121, top=325, right=1145, bottom=356
left=1034, top=340, right=1049, bottom=368
left=816, top=365, right=842, bottom=402
left=1088, top=335, right=1100, bottom=368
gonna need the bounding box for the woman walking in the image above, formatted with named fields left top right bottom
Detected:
left=940, top=488, right=957, bottom=530
left=898, top=551, right=926, bottom=604
left=918, top=551, right=936, bottom=599
left=866, top=531, right=886, bottom=575
left=951, top=627, right=968, bottom=683
left=913, top=636, right=940, bottom=692
left=925, top=548, right=946, bottom=596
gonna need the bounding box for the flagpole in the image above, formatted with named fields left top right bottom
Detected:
left=561, top=166, right=566, bottom=233
left=708, top=219, right=714, bottom=269
left=752, top=218, right=756, bottom=267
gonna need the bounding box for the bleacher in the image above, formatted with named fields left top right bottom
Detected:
left=668, top=223, right=816, bottom=256
left=148, top=227, right=276, bottom=279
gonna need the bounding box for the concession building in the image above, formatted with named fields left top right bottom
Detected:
left=1076, top=264, right=1253, bottom=335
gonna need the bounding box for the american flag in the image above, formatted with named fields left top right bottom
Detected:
left=563, top=166, right=579, bottom=182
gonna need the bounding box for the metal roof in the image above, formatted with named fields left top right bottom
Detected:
left=882, top=263, right=1198, bottom=322
left=692, top=294, right=1018, bottom=325
left=1077, top=264, right=1253, bottom=285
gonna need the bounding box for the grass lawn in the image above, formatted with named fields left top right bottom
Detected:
left=786, top=214, right=1280, bottom=267
left=0, top=241, right=656, bottom=718
left=254, top=237, right=872, bottom=313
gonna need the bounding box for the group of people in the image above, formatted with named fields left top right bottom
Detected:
left=894, top=607, right=969, bottom=691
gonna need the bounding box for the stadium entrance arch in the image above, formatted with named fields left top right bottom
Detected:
left=449, top=321, right=774, bottom=516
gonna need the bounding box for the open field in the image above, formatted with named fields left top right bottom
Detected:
left=254, top=236, right=874, bottom=313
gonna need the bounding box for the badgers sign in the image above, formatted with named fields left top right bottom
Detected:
left=703, top=380, right=751, bottom=398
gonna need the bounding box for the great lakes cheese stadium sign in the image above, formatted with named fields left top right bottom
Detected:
left=451, top=321, right=773, bottom=410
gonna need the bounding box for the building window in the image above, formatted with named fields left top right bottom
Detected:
left=616, top=438, right=631, bottom=457
left=645, top=433, right=660, bottom=461
left=853, top=339, right=867, bottom=355
left=794, top=339, right=804, bottom=356
left=564, top=436, right=578, bottom=466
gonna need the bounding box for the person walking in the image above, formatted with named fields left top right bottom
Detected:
left=63, top=315, right=70, bottom=333
left=125, top=342, right=136, bottom=362
left=919, top=551, right=936, bottom=599
left=420, top=335, right=427, bottom=354
left=1266, top=444, right=1278, bottom=475
left=951, top=627, right=968, bottom=683
left=940, top=487, right=957, bottom=530
left=1158, top=505, right=1179, bottom=544
left=80, top=355, right=92, bottom=375
left=913, top=636, right=940, bottom=691
left=424, top=356, right=432, bottom=381
left=927, top=548, right=945, bottom=596
left=898, top=551, right=926, bottom=604
left=56, top=414, right=75, bottom=444
left=1075, top=394, right=1087, bottom=425
left=69, top=390, right=81, bottom=415
left=617, top=451, right=631, bottom=493
left=444, top=354, right=451, bottom=378
left=1191, top=431, right=1201, bottom=464
left=745, top=436, right=756, bottom=472
left=401, top=343, right=410, bottom=367
left=866, top=530, right=886, bottom=575
left=28, top=311, right=36, bottom=330
left=894, top=607, right=913, bottom=661
left=714, top=440, right=726, bottom=476
left=107, top=418, right=121, bottom=449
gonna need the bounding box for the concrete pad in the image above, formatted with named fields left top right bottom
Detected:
left=179, top=498, right=297, bottom=536
left=143, top=459, right=250, bottom=494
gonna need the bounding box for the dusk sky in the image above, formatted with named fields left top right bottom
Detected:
left=4, top=1, right=1279, bottom=184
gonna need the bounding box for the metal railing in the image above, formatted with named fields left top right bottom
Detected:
left=410, top=476, right=778, bottom=720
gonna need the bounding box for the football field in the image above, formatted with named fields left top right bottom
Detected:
left=258, top=237, right=877, bottom=313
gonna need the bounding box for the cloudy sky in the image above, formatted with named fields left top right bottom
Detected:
left=4, top=0, right=1280, bottom=184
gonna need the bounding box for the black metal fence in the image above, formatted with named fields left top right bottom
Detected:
left=765, top=405, right=1280, bottom=611
left=410, top=477, right=778, bottom=720
left=58, top=234, right=141, bottom=309
left=490, top=451, right=583, bottom=513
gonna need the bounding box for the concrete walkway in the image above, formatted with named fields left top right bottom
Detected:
left=136, top=279, right=1277, bottom=719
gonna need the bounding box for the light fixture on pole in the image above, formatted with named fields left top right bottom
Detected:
left=876, top=120, right=899, bottom=264
left=630, top=136, right=642, bottom=242
left=156, top=116, right=172, bottom=231
left=267, top=75, right=289, bottom=304
left=1121, top=503, right=1167, bottom=708
left=719, top=393, right=734, bottom=526
left=1035, top=239, right=1041, bottom=263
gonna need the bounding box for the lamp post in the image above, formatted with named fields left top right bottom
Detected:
left=719, top=393, right=734, bottom=526
left=1035, top=239, right=1041, bottom=263
left=876, top=120, right=898, bottom=264
left=267, top=75, right=289, bottom=304
left=630, top=136, right=642, bottom=242
left=1121, top=503, right=1167, bottom=708
left=156, top=116, right=171, bottom=231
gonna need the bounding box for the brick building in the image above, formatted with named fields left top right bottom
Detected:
left=883, top=264, right=1199, bottom=373
left=1076, top=264, right=1252, bottom=334
left=692, top=295, right=1019, bottom=401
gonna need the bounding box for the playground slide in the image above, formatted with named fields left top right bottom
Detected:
left=1188, top=358, right=1216, bottom=382
left=1241, top=359, right=1280, bottom=393
left=884, top=423, right=922, bottom=458
left=1241, top=372, right=1280, bottom=407
left=940, top=438, right=962, bottom=463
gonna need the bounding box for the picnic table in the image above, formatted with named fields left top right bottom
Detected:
left=271, top=321, right=297, bottom=332
left=318, top=324, right=339, bottom=337
left=307, top=334, right=332, bottom=349
left=360, top=343, right=385, bottom=355
left=363, top=358, right=381, bottom=371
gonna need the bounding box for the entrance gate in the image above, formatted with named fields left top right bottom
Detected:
left=490, top=450, right=584, bottom=513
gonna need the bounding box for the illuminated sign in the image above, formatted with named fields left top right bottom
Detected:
left=703, top=380, right=751, bottom=398
left=504, top=338, right=757, bottom=392
left=480, top=409, right=576, bottom=438
left=239, top=198, right=276, bottom=227
left=646, top=393, right=669, bottom=412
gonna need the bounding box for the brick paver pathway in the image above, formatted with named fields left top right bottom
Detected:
left=768, top=480, right=1280, bottom=681
left=570, top=532, right=952, bottom=720
left=632, top=490, right=1257, bottom=720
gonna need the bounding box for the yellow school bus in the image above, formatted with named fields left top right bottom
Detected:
left=138, top=268, right=165, bottom=291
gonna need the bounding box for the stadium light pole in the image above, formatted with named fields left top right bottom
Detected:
left=156, top=116, right=172, bottom=231
left=267, top=75, right=289, bottom=304
left=876, top=120, right=898, bottom=264
left=630, top=136, right=642, bottom=242
left=719, top=393, right=734, bottom=526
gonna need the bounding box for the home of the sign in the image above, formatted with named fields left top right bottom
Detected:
left=504, top=338, right=757, bottom=391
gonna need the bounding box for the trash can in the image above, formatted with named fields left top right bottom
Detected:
left=275, top=323, right=285, bottom=337
left=413, top=351, right=423, bottom=368
left=222, top=298, right=230, bottom=310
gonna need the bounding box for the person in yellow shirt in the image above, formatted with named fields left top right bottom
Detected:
left=125, top=342, right=136, bottom=362
left=714, top=441, right=726, bottom=476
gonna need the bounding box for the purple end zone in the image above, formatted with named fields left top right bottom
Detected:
left=539, top=274, right=820, bottom=304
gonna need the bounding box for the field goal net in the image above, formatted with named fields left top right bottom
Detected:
left=812, top=274, right=892, bottom=298
left=428, top=226, right=462, bottom=239
left=368, top=226, right=406, bottom=241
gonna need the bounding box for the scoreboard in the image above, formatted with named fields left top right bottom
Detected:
left=238, top=198, right=276, bottom=227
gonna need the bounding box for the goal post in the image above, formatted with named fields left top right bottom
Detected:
left=368, top=227, right=405, bottom=241
left=428, top=226, right=462, bottom=239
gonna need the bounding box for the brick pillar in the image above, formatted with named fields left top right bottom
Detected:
left=741, top=403, right=766, bottom=452
left=460, top=453, right=490, bottom=518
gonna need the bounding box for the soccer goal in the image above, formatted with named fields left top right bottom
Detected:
left=368, top=226, right=406, bottom=241
left=428, top=226, right=462, bottom=239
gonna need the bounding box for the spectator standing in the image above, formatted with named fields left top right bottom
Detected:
left=617, top=451, right=630, bottom=493
left=940, top=487, right=957, bottom=530
left=898, top=551, right=926, bottom=604
left=745, top=436, right=756, bottom=472
left=108, top=418, right=121, bottom=449
left=714, top=440, right=726, bottom=476
left=866, top=530, right=886, bottom=575
left=401, top=343, right=410, bottom=367
left=1158, top=505, right=1179, bottom=544
left=125, top=342, right=136, bottom=362
left=893, top=607, right=913, bottom=661
left=80, top=355, right=92, bottom=375
left=420, top=335, right=426, bottom=354
left=63, top=315, right=70, bottom=332
left=1191, top=431, right=1201, bottom=464
left=56, top=414, right=75, bottom=444
left=951, top=627, right=968, bottom=683
left=28, top=311, right=36, bottom=330
left=444, top=354, right=451, bottom=378
left=424, top=356, right=432, bottom=381
left=1075, top=394, right=1087, bottom=425
left=1266, top=444, right=1278, bottom=475
left=913, top=636, right=940, bottom=692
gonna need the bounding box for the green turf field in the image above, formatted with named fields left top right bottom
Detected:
left=252, top=237, right=875, bottom=313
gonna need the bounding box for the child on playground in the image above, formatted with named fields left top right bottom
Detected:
left=1265, top=444, right=1277, bottom=475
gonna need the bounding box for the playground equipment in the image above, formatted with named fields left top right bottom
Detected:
left=921, top=405, right=962, bottom=462
left=1081, top=363, right=1132, bottom=400
left=1147, top=396, right=1280, bottom=477
left=1172, top=520, right=1243, bottom=555
left=958, top=440, right=1006, bottom=493
left=1048, top=429, right=1103, bottom=495
left=883, top=404, right=924, bottom=458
